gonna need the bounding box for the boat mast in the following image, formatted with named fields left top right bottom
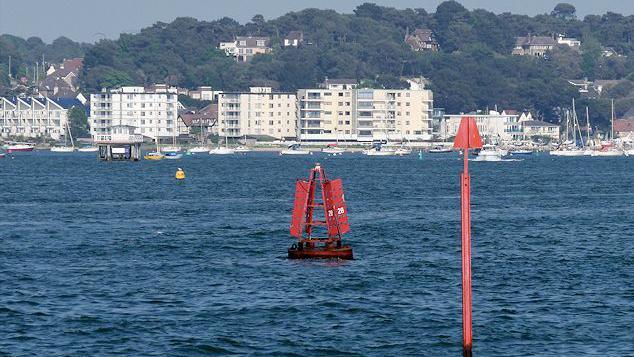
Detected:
left=565, top=110, right=569, bottom=143
left=585, top=106, right=590, bottom=147
left=68, top=119, right=75, bottom=148
left=611, top=99, right=615, bottom=141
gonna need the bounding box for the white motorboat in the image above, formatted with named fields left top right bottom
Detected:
left=209, top=147, right=236, bottom=155
left=473, top=145, right=503, bottom=161
left=234, top=146, right=252, bottom=153
left=78, top=146, right=99, bottom=152
left=280, top=143, right=310, bottom=155
left=188, top=146, right=209, bottom=153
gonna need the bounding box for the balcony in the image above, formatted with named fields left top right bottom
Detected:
left=94, top=133, right=144, bottom=144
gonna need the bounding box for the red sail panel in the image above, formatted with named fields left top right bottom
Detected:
left=324, top=179, right=350, bottom=237
left=290, top=180, right=310, bottom=238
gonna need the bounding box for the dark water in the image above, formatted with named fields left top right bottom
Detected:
left=1, top=152, right=633, bottom=356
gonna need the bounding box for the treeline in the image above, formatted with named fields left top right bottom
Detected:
left=3, top=1, right=634, bottom=128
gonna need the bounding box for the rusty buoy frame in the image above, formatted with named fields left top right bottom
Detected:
left=288, top=163, right=352, bottom=259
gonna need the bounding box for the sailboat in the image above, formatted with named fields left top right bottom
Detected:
left=162, top=123, right=181, bottom=153
left=234, top=134, right=252, bottom=153
left=551, top=100, right=584, bottom=156
left=322, top=130, right=346, bottom=155
left=209, top=119, right=235, bottom=155
left=394, top=137, right=413, bottom=156
left=591, top=99, right=624, bottom=157
left=51, top=119, right=75, bottom=152
left=144, top=120, right=165, bottom=160
left=430, top=116, right=453, bottom=153
left=363, top=116, right=396, bottom=156
left=189, top=118, right=209, bottom=153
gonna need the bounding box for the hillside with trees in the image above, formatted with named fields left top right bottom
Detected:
left=3, top=1, right=634, bottom=128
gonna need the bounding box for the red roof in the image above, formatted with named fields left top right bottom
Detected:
left=614, top=119, right=634, bottom=133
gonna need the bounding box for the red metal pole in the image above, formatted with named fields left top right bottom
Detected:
left=461, top=147, right=473, bottom=357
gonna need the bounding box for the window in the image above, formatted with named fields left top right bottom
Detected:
left=345, top=121, right=350, bottom=125
left=406, top=102, right=410, bottom=106
left=406, top=112, right=410, bottom=116
left=269, top=104, right=274, bottom=108
left=269, top=120, right=274, bottom=125
left=338, top=92, right=344, bottom=97
left=338, top=102, right=344, bottom=106
left=324, top=93, right=332, bottom=96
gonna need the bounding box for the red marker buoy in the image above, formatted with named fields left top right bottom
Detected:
left=288, top=163, right=352, bottom=259
left=453, top=117, right=483, bottom=357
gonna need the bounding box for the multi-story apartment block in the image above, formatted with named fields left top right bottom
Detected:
left=0, top=96, right=68, bottom=140
left=219, top=36, right=271, bottom=62
left=297, top=79, right=434, bottom=142
left=217, top=87, right=296, bottom=139
left=89, top=85, right=180, bottom=141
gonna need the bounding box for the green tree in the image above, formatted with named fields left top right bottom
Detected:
left=68, top=106, right=90, bottom=139
left=551, top=3, right=576, bottom=20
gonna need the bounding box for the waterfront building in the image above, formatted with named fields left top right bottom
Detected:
left=89, top=85, right=180, bottom=141
left=297, top=79, right=433, bottom=142
left=444, top=110, right=524, bottom=142
left=217, top=87, right=296, bottom=139
left=520, top=120, right=560, bottom=141
left=0, top=96, right=69, bottom=140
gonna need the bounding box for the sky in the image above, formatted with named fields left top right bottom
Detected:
left=1, top=0, right=633, bottom=43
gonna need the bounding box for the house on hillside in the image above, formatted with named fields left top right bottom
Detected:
left=405, top=28, right=439, bottom=52
left=218, top=36, right=271, bottom=62
left=556, top=34, right=581, bottom=48
left=615, top=108, right=634, bottom=138
left=39, top=58, right=84, bottom=96
left=283, top=31, right=304, bottom=47
left=512, top=35, right=556, bottom=57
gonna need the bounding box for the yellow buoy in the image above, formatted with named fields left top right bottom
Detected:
left=175, top=168, right=186, bottom=180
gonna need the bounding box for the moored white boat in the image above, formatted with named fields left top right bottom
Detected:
left=362, top=146, right=396, bottom=156
left=188, top=146, right=209, bottom=153
left=429, top=146, right=452, bottom=153
left=322, top=144, right=345, bottom=155
left=209, top=147, right=236, bottom=155
left=473, top=145, right=503, bottom=161
left=77, top=146, right=99, bottom=152
left=50, top=146, right=75, bottom=153
left=394, top=147, right=412, bottom=156
left=549, top=148, right=585, bottom=156
left=6, top=144, right=35, bottom=153
left=234, top=146, right=252, bottom=153
left=161, top=146, right=182, bottom=153
left=590, top=148, right=624, bottom=157
left=164, top=152, right=183, bottom=159
left=280, top=143, right=310, bottom=155
left=509, top=149, right=533, bottom=156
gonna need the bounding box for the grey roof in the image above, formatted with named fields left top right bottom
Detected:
left=410, top=28, right=433, bottom=41
left=523, top=120, right=558, bottom=127
left=236, top=36, right=270, bottom=48
left=285, top=31, right=303, bottom=40
left=515, top=36, right=556, bottom=47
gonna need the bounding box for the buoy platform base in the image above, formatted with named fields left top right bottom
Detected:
left=288, top=245, right=353, bottom=260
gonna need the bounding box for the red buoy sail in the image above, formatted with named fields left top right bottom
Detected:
left=288, top=164, right=353, bottom=259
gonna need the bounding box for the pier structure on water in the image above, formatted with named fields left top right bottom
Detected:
left=94, top=124, right=144, bottom=161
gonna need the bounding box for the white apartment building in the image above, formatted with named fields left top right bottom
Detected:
left=297, top=79, right=433, bottom=142
left=0, top=97, right=68, bottom=140
left=217, top=87, right=296, bottom=139
left=89, top=85, right=180, bottom=141
left=444, top=110, right=523, bottom=142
